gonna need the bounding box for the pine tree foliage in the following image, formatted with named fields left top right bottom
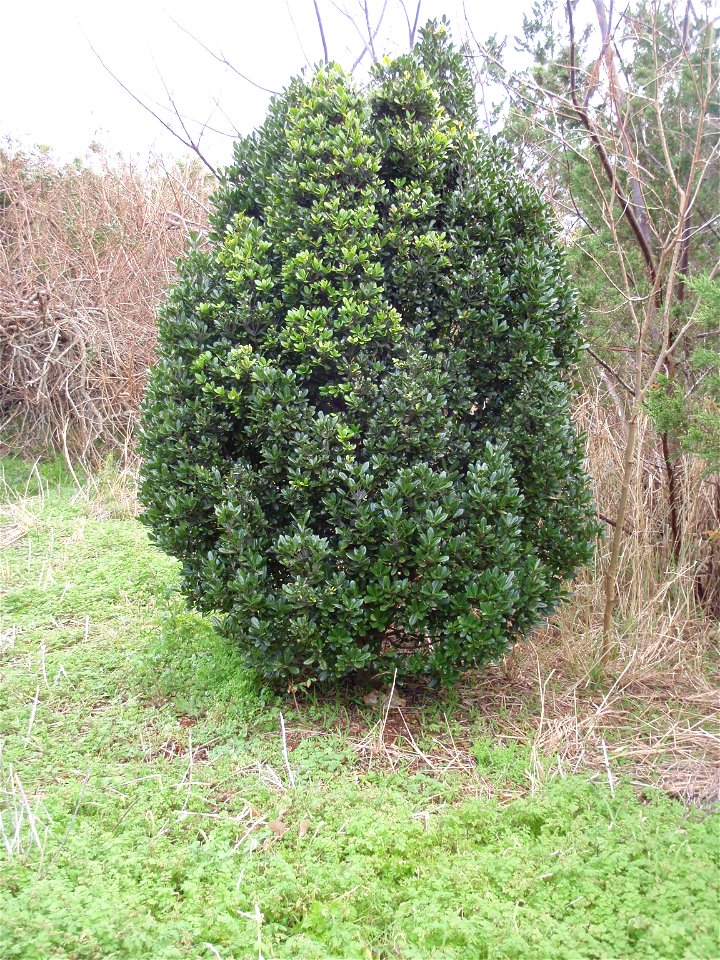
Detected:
left=138, top=22, right=597, bottom=686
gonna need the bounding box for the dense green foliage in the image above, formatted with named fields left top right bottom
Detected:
left=1, top=459, right=718, bottom=960
left=644, top=273, right=720, bottom=474
left=138, top=23, right=596, bottom=687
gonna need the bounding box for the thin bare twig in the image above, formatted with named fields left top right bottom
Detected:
left=279, top=712, right=296, bottom=788
left=313, top=0, right=330, bottom=63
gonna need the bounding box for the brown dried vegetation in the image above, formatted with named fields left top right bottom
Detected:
left=0, top=146, right=210, bottom=462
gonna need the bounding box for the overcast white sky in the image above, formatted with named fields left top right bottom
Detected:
left=2, top=0, right=528, bottom=167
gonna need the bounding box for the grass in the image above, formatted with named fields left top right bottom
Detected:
left=1, top=457, right=718, bottom=960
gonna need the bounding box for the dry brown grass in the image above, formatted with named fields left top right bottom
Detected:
left=522, top=386, right=719, bottom=803
left=0, top=145, right=211, bottom=463
left=338, top=632, right=718, bottom=804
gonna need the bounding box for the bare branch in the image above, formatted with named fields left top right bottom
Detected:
left=313, top=0, right=330, bottom=63
left=566, top=0, right=658, bottom=285
left=350, top=0, right=389, bottom=73
left=168, top=15, right=280, bottom=95
left=587, top=347, right=635, bottom=396
left=88, top=43, right=219, bottom=178
left=286, top=0, right=313, bottom=67
left=363, top=2, right=377, bottom=61
left=399, top=0, right=422, bottom=49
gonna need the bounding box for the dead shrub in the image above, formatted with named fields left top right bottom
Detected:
left=0, top=145, right=211, bottom=463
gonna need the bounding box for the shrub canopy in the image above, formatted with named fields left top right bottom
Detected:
left=139, top=23, right=597, bottom=686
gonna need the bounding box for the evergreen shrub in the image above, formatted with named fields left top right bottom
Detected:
left=139, top=22, right=597, bottom=686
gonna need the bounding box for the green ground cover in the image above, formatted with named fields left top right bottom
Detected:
left=1, top=458, right=718, bottom=960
